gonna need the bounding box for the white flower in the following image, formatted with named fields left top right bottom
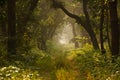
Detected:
left=106, top=77, right=111, bottom=80
left=29, top=74, right=33, bottom=76
left=15, top=70, right=19, bottom=73
left=1, top=67, right=7, bottom=71
left=115, top=71, right=119, bottom=74
left=6, top=73, right=11, bottom=77
left=0, top=77, right=4, bottom=80
left=9, top=70, right=13, bottom=73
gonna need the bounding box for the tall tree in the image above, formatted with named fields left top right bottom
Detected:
left=0, top=1, right=7, bottom=46
left=82, top=0, right=99, bottom=49
left=51, top=0, right=99, bottom=49
left=100, top=0, right=106, bottom=54
left=7, top=0, right=16, bottom=55
left=105, top=5, right=111, bottom=52
left=109, top=0, right=119, bottom=56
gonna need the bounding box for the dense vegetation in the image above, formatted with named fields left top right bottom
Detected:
left=0, top=0, right=120, bottom=80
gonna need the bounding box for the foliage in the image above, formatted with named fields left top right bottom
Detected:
left=53, top=53, right=72, bottom=70
left=55, top=68, right=76, bottom=80
left=0, top=0, right=6, bottom=6
left=15, top=47, right=55, bottom=73
left=35, top=54, right=54, bottom=72
left=0, top=66, right=42, bottom=80
left=0, top=46, right=8, bottom=66
left=73, top=45, right=120, bottom=80
left=1, top=44, right=120, bottom=80
left=46, top=40, right=63, bottom=54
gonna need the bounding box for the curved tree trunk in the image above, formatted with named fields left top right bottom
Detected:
left=82, top=0, right=99, bottom=49
left=51, top=0, right=99, bottom=49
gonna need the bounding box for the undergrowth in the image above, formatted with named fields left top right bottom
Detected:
left=68, top=44, right=120, bottom=80
left=0, top=44, right=120, bottom=80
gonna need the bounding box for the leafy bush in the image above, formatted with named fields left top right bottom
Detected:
left=23, top=48, right=45, bottom=66
left=46, top=40, right=63, bottom=54
left=35, top=55, right=54, bottom=72
left=71, top=44, right=120, bottom=80
left=0, top=66, right=42, bottom=80
left=0, top=45, right=8, bottom=66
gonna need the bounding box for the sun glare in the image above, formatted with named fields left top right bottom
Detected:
left=59, top=39, right=67, bottom=44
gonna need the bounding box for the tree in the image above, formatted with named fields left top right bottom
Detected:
left=16, top=0, right=39, bottom=53
left=7, top=0, right=16, bottom=55
left=72, top=23, right=79, bottom=48
left=25, top=0, right=65, bottom=51
left=99, top=0, right=106, bottom=54
left=109, top=0, right=119, bottom=56
left=0, top=0, right=7, bottom=46
left=51, top=0, right=99, bottom=49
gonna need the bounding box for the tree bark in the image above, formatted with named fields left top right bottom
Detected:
left=1, top=15, right=7, bottom=46
left=109, top=0, right=119, bottom=56
left=39, top=26, right=47, bottom=51
left=100, top=0, right=106, bottom=54
left=106, top=7, right=111, bottom=51
left=82, top=0, right=99, bottom=49
left=7, top=0, right=16, bottom=54
left=0, top=4, right=7, bottom=47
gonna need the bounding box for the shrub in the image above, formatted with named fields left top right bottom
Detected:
left=0, top=46, right=8, bottom=66
left=35, top=55, right=54, bottom=72
left=72, top=44, right=120, bottom=80
left=0, top=66, right=42, bottom=80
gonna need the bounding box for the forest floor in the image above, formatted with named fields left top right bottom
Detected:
left=0, top=44, right=120, bottom=80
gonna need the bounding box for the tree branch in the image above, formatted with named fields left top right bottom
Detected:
left=51, top=0, right=85, bottom=26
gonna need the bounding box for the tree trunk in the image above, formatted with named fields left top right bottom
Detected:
left=0, top=4, right=7, bottom=47
left=1, top=16, right=7, bottom=46
left=100, top=0, right=106, bottom=54
left=82, top=0, right=99, bottom=49
left=7, top=0, right=16, bottom=55
left=106, top=7, right=111, bottom=51
left=72, top=24, right=79, bottom=48
left=39, top=26, right=47, bottom=51
left=109, top=0, right=119, bottom=56
left=40, top=40, right=47, bottom=51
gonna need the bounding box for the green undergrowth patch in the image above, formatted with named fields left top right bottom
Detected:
left=0, top=43, right=120, bottom=80
left=68, top=44, right=120, bottom=80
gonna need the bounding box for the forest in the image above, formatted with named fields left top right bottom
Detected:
left=0, top=0, right=120, bottom=80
